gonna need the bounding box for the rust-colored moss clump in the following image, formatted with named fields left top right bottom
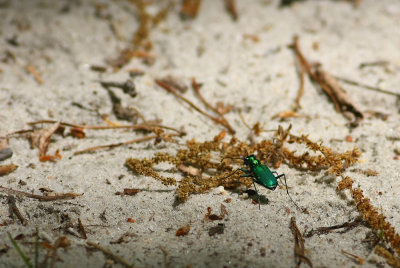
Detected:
left=125, top=125, right=360, bottom=202
left=338, top=176, right=400, bottom=257
left=126, top=125, right=400, bottom=261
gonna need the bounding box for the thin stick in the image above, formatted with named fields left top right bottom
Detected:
left=27, top=120, right=183, bottom=134
left=7, top=195, right=28, bottom=225
left=224, top=0, right=238, bottom=21
left=292, top=36, right=313, bottom=76
left=292, top=36, right=340, bottom=111
left=341, top=250, right=364, bottom=265
left=26, top=63, right=43, bottom=84
left=78, top=218, right=87, bottom=239
left=0, top=186, right=83, bottom=201
left=292, top=36, right=363, bottom=120
left=290, top=217, right=313, bottom=268
left=87, top=241, right=134, bottom=268
left=156, top=79, right=235, bottom=134
left=294, top=61, right=306, bottom=110
left=73, top=135, right=158, bottom=155
left=191, top=78, right=235, bottom=133
left=304, top=218, right=361, bottom=237
left=159, top=246, right=169, bottom=268
left=334, top=76, right=400, bottom=97
left=192, top=78, right=220, bottom=115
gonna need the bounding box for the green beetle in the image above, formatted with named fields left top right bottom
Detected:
left=225, top=155, right=299, bottom=209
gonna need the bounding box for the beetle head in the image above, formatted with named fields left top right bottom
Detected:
left=244, top=155, right=259, bottom=167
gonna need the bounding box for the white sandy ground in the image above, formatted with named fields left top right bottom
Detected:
left=1, top=0, right=400, bottom=267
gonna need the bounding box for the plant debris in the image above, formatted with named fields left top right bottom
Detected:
left=99, top=80, right=139, bottom=123
left=106, top=0, right=169, bottom=68
left=0, top=163, right=18, bottom=176
left=272, top=110, right=302, bottom=120
left=291, top=36, right=364, bottom=122
left=99, top=79, right=137, bottom=98
left=305, top=218, right=362, bottom=238
left=209, top=223, right=224, bottom=236
left=176, top=224, right=190, bottom=236
left=26, top=63, right=43, bottom=84
left=224, top=0, right=238, bottom=21
left=78, top=218, right=87, bottom=239
left=180, top=0, right=202, bottom=19
left=290, top=217, right=313, bottom=268
left=87, top=241, right=133, bottom=268
left=109, top=233, right=136, bottom=244
left=0, top=186, right=83, bottom=201
left=126, top=125, right=360, bottom=202
left=156, top=78, right=235, bottom=134
left=156, top=75, right=188, bottom=93
left=22, top=120, right=184, bottom=155
left=375, top=246, right=400, bottom=268
left=69, top=127, right=85, bottom=139
left=74, top=134, right=176, bottom=155
left=7, top=195, right=28, bottom=225
left=116, top=188, right=141, bottom=196
left=341, top=250, right=364, bottom=265
left=29, top=122, right=62, bottom=161
left=204, top=204, right=228, bottom=221
left=334, top=76, right=400, bottom=98
left=337, top=177, right=400, bottom=257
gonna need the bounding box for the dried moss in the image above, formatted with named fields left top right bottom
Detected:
left=338, top=176, right=400, bottom=258
left=125, top=125, right=400, bottom=262
left=125, top=125, right=360, bottom=202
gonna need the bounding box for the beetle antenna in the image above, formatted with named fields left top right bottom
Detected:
left=220, top=156, right=244, bottom=161
left=219, top=168, right=241, bottom=180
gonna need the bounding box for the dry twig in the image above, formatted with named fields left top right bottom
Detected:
left=292, top=36, right=363, bottom=121
left=78, top=218, right=87, bottom=239
left=27, top=120, right=183, bottom=134
left=87, top=241, right=134, bottom=268
left=26, top=63, right=43, bottom=84
left=29, top=122, right=62, bottom=160
left=290, top=217, right=313, bottom=268
left=334, top=76, right=400, bottom=97
left=73, top=134, right=179, bottom=155
left=224, top=0, right=238, bottom=21
left=0, top=186, right=83, bottom=201
left=305, top=218, right=362, bottom=237
left=341, top=250, right=364, bottom=265
left=7, top=195, right=28, bottom=225
left=156, top=78, right=235, bottom=134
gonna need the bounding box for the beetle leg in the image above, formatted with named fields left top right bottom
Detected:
left=275, top=173, right=301, bottom=210
left=239, top=168, right=252, bottom=177
left=252, top=180, right=261, bottom=210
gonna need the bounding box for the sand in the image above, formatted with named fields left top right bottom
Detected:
left=1, top=0, right=400, bottom=267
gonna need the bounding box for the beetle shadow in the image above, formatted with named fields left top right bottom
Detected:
left=245, top=189, right=269, bottom=205
left=171, top=188, right=269, bottom=209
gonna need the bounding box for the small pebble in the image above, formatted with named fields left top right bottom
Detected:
left=0, top=147, right=13, bottom=161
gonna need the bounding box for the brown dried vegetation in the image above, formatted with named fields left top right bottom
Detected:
left=126, top=125, right=360, bottom=202
left=126, top=124, right=400, bottom=259
left=338, top=177, right=400, bottom=256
